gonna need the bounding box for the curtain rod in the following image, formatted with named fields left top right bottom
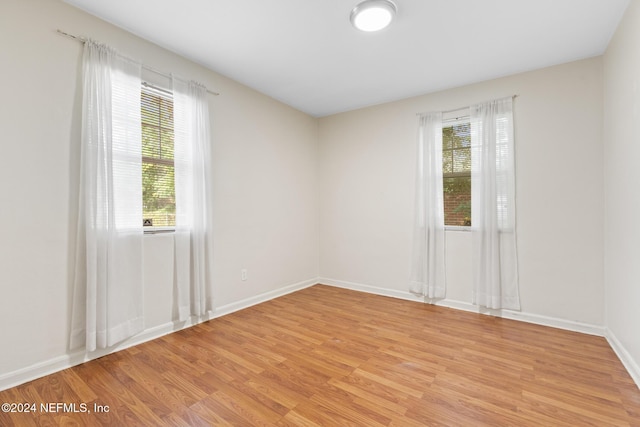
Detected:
left=56, top=29, right=220, bottom=96
left=416, top=95, right=518, bottom=117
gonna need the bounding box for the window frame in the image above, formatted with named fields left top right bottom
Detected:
left=441, top=115, right=472, bottom=230
left=141, top=82, right=176, bottom=234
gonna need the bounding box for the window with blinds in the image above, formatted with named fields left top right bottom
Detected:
left=442, top=120, right=471, bottom=226
left=141, top=85, right=175, bottom=228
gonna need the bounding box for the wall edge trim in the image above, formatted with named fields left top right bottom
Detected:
left=318, top=277, right=606, bottom=337
left=606, top=328, right=640, bottom=389
left=0, top=277, right=318, bottom=392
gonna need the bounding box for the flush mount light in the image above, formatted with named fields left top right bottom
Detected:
left=350, top=0, right=397, bottom=32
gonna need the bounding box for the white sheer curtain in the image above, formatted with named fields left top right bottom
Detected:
left=470, top=97, right=520, bottom=310
left=410, top=112, right=446, bottom=299
left=71, top=41, right=144, bottom=351
left=172, top=77, right=214, bottom=320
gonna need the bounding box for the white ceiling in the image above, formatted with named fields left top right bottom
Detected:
left=63, top=0, right=629, bottom=117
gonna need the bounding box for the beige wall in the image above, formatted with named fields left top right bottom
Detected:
left=318, top=58, right=605, bottom=325
left=0, top=0, right=319, bottom=380
left=604, top=0, right=640, bottom=383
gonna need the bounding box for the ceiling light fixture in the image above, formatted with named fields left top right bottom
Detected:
left=350, top=0, right=397, bottom=32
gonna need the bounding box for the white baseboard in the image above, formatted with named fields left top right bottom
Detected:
left=321, top=277, right=637, bottom=389
left=0, top=277, right=317, bottom=392
left=435, top=299, right=606, bottom=337
left=212, top=278, right=317, bottom=319
left=0, top=319, right=196, bottom=392
left=606, top=328, right=640, bottom=389
left=318, top=277, right=427, bottom=303
left=319, top=277, right=606, bottom=337
left=5, top=277, right=636, bottom=392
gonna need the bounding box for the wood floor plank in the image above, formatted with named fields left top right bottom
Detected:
left=209, top=387, right=282, bottom=426
left=188, top=394, right=245, bottom=426
left=309, top=389, right=391, bottom=427
left=327, top=377, right=409, bottom=418
left=1, top=284, right=638, bottom=426
left=351, top=367, right=425, bottom=399
left=276, top=409, right=324, bottom=427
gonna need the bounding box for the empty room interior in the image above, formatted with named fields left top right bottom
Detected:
left=1, top=0, right=640, bottom=425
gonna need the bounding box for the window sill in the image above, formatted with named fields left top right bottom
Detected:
left=144, top=227, right=175, bottom=235
left=445, top=226, right=472, bottom=232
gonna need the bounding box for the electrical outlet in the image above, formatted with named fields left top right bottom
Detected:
left=241, top=269, right=248, bottom=281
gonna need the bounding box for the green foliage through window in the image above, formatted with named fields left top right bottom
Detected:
left=141, top=87, right=175, bottom=227
left=443, top=122, right=471, bottom=226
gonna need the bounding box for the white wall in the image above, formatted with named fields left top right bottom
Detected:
left=0, top=0, right=318, bottom=383
left=603, top=0, right=640, bottom=384
left=319, top=58, right=605, bottom=327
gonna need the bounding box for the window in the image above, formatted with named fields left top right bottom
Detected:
left=141, top=85, right=175, bottom=228
left=442, top=120, right=471, bottom=226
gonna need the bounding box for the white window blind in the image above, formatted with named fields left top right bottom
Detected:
left=442, top=120, right=471, bottom=226
left=141, top=85, right=175, bottom=227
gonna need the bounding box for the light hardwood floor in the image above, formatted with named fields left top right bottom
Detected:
left=1, top=285, right=639, bottom=426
